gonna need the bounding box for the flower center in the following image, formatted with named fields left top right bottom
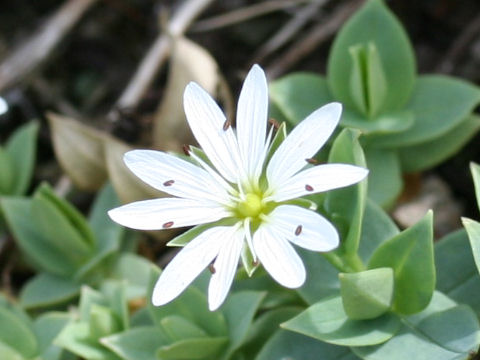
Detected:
left=236, top=193, right=264, bottom=219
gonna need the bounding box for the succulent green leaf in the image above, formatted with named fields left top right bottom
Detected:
left=54, top=322, right=120, bottom=360
left=282, top=295, right=401, bottom=346
left=0, top=147, right=14, bottom=194
left=220, top=291, right=265, bottom=358
left=340, top=268, right=394, bottom=320
left=436, top=229, right=480, bottom=314
left=34, top=312, right=72, bottom=360
left=156, top=336, right=228, bottom=359
left=255, top=329, right=358, bottom=360
left=269, top=73, right=333, bottom=125
left=1, top=197, right=78, bottom=276
left=147, top=266, right=228, bottom=337
left=5, top=121, right=39, bottom=195
left=398, top=114, right=480, bottom=172
left=89, top=304, right=122, bottom=340
left=364, top=147, right=402, bottom=208
left=108, top=253, right=151, bottom=300
left=352, top=292, right=480, bottom=359
left=20, top=273, right=81, bottom=309
left=0, top=307, right=38, bottom=358
left=358, top=199, right=399, bottom=263
left=368, top=211, right=435, bottom=314
left=373, top=75, right=480, bottom=148
left=102, top=326, right=167, bottom=360
left=328, top=0, right=416, bottom=112
left=326, top=128, right=367, bottom=257
left=160, top=315, right=207, bottom=341
left=462, top=218, right=480, bottom=276
left=342, top=108, right=414, bottom=135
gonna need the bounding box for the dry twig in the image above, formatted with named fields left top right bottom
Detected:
left=109, top=0, right=214, bottom=119
left=0, top=0, right=99, bottom=93
left=265, top=0, right=362, bottom=79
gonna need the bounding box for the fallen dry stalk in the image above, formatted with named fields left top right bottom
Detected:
left=0, top=0, right=99, bottom=93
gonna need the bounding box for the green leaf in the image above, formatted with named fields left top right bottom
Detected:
left=5, top=121, right=39, bottom=195
left=463, top=218, right=480, bottom=276
left=472, top=162, right=480, bottom=211
left=20, top=273, right=81, bottom=309
left=89, top=304, right=122, bottom=340
left=358, top=199, right=399, bottom=263
left=435, top=229, right=480, bottom=314
left=255, top=329, right=359, bottom=360
left=342, top=108, right=414, bottom=135
left=102, top=327, right=167, bottom=360
left=297, top=248, right=340, bottom=305
left=160, top=315, right=207, bottom=341
left=373, top=75, right=480, bottom=147
left=398, top=115, right=480, bottom=172
left=369, top=211, right=435, bottom=314
left=269, top=73, right=333, bottom=125
left=147, top=266, right=228, bottom=337
left=0, top=307, right=38, bottom=358
left=327, top=0, right=415, bottom=112
left=220, top=291, right=265, bottom=358
left=282, top=296, right=401, bottom=346
left=34, top=312, right=72, bottom=360
left=108, top=253, right=151, bottom=300
left=364, top=147, right=403, bottom=208
left=326, top=128, right=367, bottom=258
left=1, top=197, right=78, bottom=276
left=54, top=322, right=120, bottom=360
left=348, top=43, right=388, bottom=116
left=352, top=292, right=480, bottom=359
left=156, top=337, right=228, bottom=359
left=88, top=183, right=123, bottom=247
left=99, top=281, right=129, bottom=330
left=0, top=342, right=23, bottom=360
left=0, top=147, right=14, bottom=194
left=340, top=268, right=394, bottom=320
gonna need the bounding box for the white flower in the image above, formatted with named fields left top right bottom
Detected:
left=108, top=65, right=368, bottom=311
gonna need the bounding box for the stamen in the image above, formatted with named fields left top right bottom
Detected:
left=223, top=119, right=231, bottom=131
left=305, top=184, right=314, bottom=192
left=208, top=263, right=216, bottom=274
left=305, top=158, right=318, bottom=165
left=162, top=221, right=174, bottom=228
left=268, top=118, right=280, bottom=130
left=182, top=144, right=190, bottom=156
left=252, top=259, right=259, bottom=267
left=163, top=180, right=175, bottom=186
left=295, top=225, right=302, bottom=236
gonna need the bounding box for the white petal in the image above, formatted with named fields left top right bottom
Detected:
left=152, top=226, right=229, bottom=306
left=266, top=205, right=339, bottom=252
left=124, top=150, right=231, bottom=204
left=184, top=82, right=244, bottom=183
left=236, top=64, right=268, bottom=180
left=267, top=102, right=342, bottom=189
left=253, top=225, right=305, bottom=288
left=270, top=164, right=368, bottom=202
left=208, top=227, right=244, bottom=311
left=108, top=198, right=229, bottom=230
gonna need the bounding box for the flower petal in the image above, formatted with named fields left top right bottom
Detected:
left=253, top=225, right=306, bottom=288
left=152, top=226, right=229, bottom=306
left=108, top=198, right=229, bottom=230
left=266, top=205, right=339, bottom=252
left=184, top=82, right=244, bottom=182
left=270, top=164, right=368, bottom=202
left=236, top=64, right=268, bottom=180
left=208, top=227, right=245, bottom=311
left=267, top=102, right=342, bottom=189
left=124, top=150, right=231, bottom=204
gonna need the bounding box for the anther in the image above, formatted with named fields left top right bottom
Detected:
left=295, top=225, right=302, bottom=236
left=305, top=158, right=318, bottom=165
left=305, top=184, right=314, bottom=192
left=163, top=180, right=175, bottom=186
left=252, top=259, right=259, bottom=267
left=268, top=118, right=280, bottom=129
left=223, top=119, right=231, bottom=131
left=182, top=144, right=190, bottom=156
left=208, top=263, right=216, bottom=274
left=162, top=221, right=174, bottom=229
